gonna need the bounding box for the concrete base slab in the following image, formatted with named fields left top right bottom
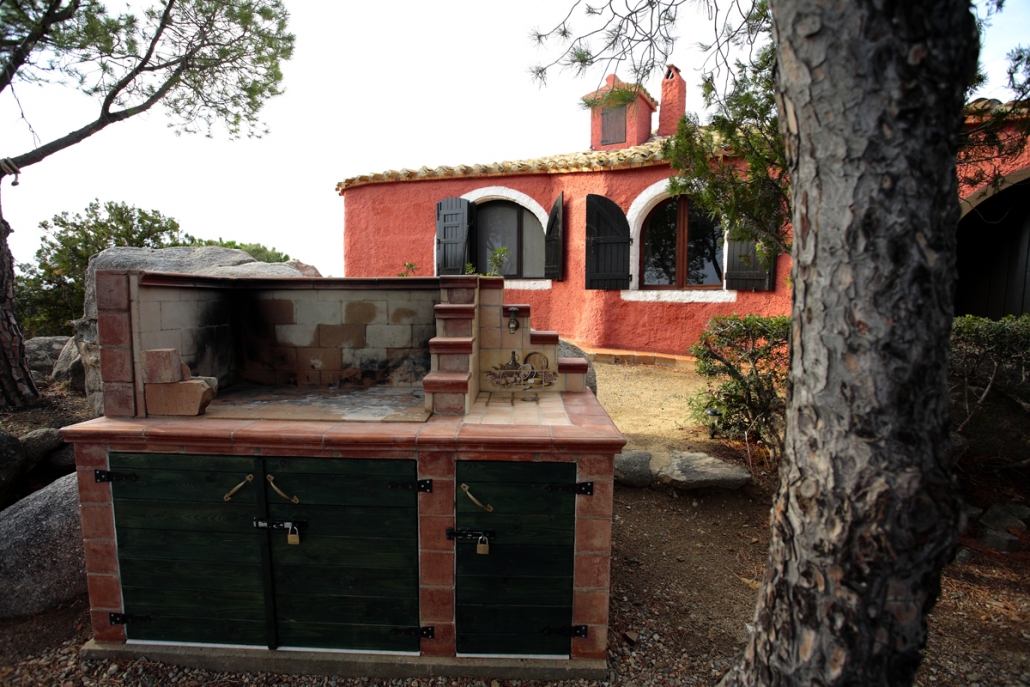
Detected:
left=80, top=640, right=609, bottom=681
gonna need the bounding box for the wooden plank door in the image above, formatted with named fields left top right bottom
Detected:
left=454, top=461, right=577, bottom=656
left=264, top=457, right=420, bottom=652
left=110, top=453, right=267, bottom=646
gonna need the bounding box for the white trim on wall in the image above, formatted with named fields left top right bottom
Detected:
left=504, top=279, right=552, bottom=290
left=620, top=289, right=738, bottom=303
left=460, top=186, right=550, bottom=231
left=626, top=178, right=674, bottom=291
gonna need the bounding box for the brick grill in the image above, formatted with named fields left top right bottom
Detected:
left=63, top=273, right=624, bottom=679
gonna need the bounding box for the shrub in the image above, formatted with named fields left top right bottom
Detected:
left=949, top=314, right=1030, bottom=433
left=688, top=314, right=790, bottom=459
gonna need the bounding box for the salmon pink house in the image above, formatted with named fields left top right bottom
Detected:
left=337, top=67, right=791, bottom=356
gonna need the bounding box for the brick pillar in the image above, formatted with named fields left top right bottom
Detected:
left=75, top=443, right=126, bottom=643
left=571, top=453, right=615, bottom=659
left=657, top=64, right=687, bottom=137
left=417, top=451, right=457, bottom=656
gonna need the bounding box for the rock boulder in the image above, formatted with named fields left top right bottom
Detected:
left=0, top=431, right=25, bottom=506
left=0, top=473, right=86, bottom=618
left=614, top=451, right=654, bottom=487
left=24, top=336, right=70, bottom=376
left=50, top=337, right=85, bottom=392
left=18, top=428, right=64, bottom=472
left=559, top=340, right=597, bottom=395
left=651, top=451, right=751, bottom=490
left=78, top=246, right=309, bottom=416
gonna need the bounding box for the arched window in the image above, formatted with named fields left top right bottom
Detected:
left=475, top=200, right=545, bottom=278
left=640, top=198, right=724, bottom=288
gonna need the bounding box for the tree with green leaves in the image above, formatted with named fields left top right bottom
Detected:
left=536, top=0, right=1014, bottom=683
left=14, top=200, right=290, bottom=338
left=0, top=0, right=294, bottom=406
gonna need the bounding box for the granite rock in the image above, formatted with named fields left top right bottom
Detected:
left=559, top=339, right=597, bottom=395
left=0, top=430, right=25, bottom=506
left=614, top=451, right=654, bottom=487
left=0, top=473, right=85, bottom=618
left=651, top=451, right=751, bottom=490
left=980, top=503, right=1026, bottom=532
left=24, top=336, right=70, bottom=375
left=17, top=428, right=64, bottom=472
left=50, top=338, right=84, bottom=392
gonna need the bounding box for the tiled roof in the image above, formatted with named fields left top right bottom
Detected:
left=336, top=138, right=669, bottom=193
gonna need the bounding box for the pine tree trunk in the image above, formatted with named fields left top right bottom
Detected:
left=0, top=205, right=41, bottom=407
left=722, top=1, right=979, bottom=685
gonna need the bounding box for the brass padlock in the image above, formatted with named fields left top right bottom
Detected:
left=287, top=524, right=300, bottom=546
left=476, top=535, right=489, bottom=555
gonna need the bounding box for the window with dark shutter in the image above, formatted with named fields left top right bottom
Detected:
left=544, top=193, right=564, bottom=281
left=585, top=194, right=632, bottom=290
left=724, top=239, right=776, bottom=291
left=600, top=106, right=627, bottom=145
left=436, top=198, right=475, bottom=275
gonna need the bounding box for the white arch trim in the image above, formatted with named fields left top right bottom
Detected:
left=626, top=178, right=674, bottom=292
left=959, top=167, right=1030, bottom=218
left=460, top=186, right=550, bottom=231
left=622, top=176, right=737, bottom=302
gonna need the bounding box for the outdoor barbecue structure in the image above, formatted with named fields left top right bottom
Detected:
left=61, top=272, right=624, bottom=680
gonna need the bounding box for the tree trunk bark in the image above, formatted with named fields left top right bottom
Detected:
left=722, top=1, right=979, bottom=685
left=0, top=194, right=41, bottom=406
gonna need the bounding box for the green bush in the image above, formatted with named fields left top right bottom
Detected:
left=949, top=314, right=1030, bottom=432
left=16, top=200, right=290, bottom=338
left=688, top=314, right=790, bottom=459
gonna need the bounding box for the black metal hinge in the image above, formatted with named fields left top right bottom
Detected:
left=94, top=470, right=138, bottom=483
left=109, top=613, right=151, bottom=625
left=390, top=626, right=434, bottom=639
left=387, top=480, right=433, bottom=493
left=546, top=482, right=594, bottom=495
left=446, top=528, right=495, bottom=541
left=541, top=625, right=588, bottom=638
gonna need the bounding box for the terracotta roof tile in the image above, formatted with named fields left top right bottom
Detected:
left=336, top=138, right=669, bottom=193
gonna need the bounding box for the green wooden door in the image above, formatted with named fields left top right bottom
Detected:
left=454, top=462, right=577, bottom=656
left=264, top=456, right=420, bottom=652
left=111, top=453, right=267, bottom=645
left=110, top=454, right=419, bottom=652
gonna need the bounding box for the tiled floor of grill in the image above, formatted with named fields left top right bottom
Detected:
left=462, top=392, right=571, bottom=425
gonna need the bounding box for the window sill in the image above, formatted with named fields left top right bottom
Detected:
left=503, top=279, right=552, bottom=290
left=620, top=289, right=738, bottom=303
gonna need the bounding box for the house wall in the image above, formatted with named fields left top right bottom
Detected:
left=342, top=165, right=794, bottom=356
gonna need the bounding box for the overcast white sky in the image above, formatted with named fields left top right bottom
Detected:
left=0, top=1, right=1026, bottom=278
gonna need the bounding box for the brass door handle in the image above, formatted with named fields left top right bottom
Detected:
left=266, top=475, right=300, bottom=504
left=223, top=474, right=254, bottom=502
left=460, top=483, right=493, bottom=512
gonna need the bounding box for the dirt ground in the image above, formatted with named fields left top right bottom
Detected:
left=0, top=366, right=1027, bottom=686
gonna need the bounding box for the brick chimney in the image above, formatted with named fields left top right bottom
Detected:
left=583, top=75, right=657, bottom=151
left=657, top=64, right=686, bottom=137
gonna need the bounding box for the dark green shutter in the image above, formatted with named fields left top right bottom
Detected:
left=544, top=193, right=564, bottom=281
left=585, top=194, right=631, bottom=290
left=724, top=240, right=776, bottom=291
left=436, top=198, right=476, bottom=275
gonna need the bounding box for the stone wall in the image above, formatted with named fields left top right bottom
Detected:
left=237, top=288, right=438, bottom=387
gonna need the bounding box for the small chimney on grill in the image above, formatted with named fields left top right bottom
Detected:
left=657, top=64, right=686, bottom=137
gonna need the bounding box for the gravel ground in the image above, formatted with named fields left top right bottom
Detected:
left=0, top=363, right=1027, bottom=686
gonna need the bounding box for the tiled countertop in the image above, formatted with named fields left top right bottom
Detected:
left=61, top=391, right=625, bottom=454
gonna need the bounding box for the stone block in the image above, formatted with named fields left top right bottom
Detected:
left=140, top=329, right=181, bottom=352
left=344, top=301, right=386, bottom=325
left=142, top=349, right=184, bottom=384
left=295, top=300, right=342, bottom=326
left=367, top=324, right=412, bottom=349
left=412, top=324, right=437, bottom=348
left=319, top=324, right=366, bottom=348
left=341, top=347, right=387, bottom=368
left=99, top=347, right=133, bottom=383
left=296, top=348, right=342, bottom=372
left=257, top=299, right=295, bottom=324
left=145, top=380, right=214, bottom=416
left=275, top=324, right=318, bottom=347
left=95, top=273, right=129, bottom=311
left=102, top=382, right=136, bottom=417
left=160, top=300, right=198, bottom=331
left=97, top=311, right=131, bottom=347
